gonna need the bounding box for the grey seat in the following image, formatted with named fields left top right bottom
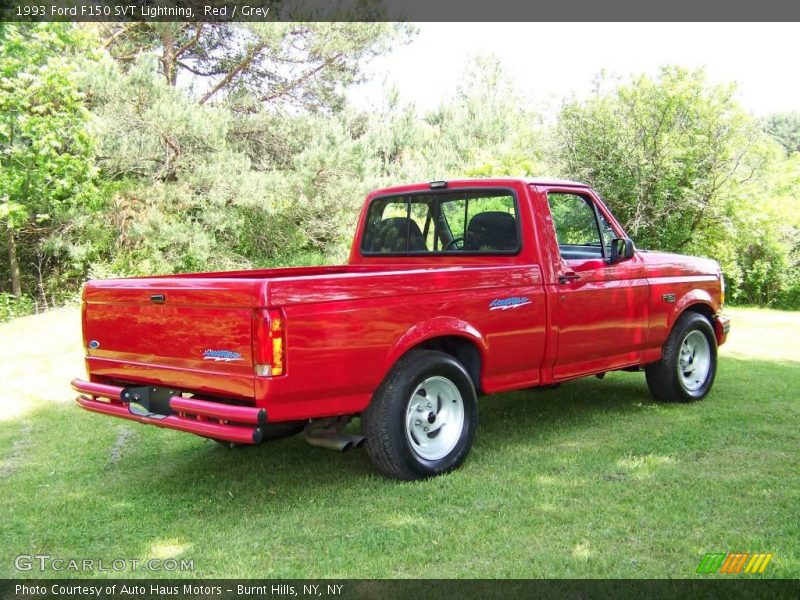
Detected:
left=464, top=212, right=517, bottom=251
left=370, top=217, right=427, bottom=252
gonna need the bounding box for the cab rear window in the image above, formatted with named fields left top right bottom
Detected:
left=361, top=189, right=520, bottom=255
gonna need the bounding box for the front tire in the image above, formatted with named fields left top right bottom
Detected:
left=645, top=311, right=718, bottom=403
left=363, top=350, right=478, bottom=480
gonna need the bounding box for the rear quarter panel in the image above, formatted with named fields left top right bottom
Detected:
left=259, top=265, right=546, bottom=421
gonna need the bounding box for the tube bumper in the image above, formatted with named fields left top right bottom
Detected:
left=71, top=379, right=264, bottom=445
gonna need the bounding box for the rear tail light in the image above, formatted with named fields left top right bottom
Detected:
left=253, top=308, right=286, bottom=377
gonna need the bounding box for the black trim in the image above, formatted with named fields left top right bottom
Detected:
left=590, top=200, right=610, bottom=261
left=121, top=385, right=177, bottom=417
left=360, top=187, right=523, bottom=257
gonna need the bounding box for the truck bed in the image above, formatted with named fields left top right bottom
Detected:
left=82, top=263, right=547, bottom=417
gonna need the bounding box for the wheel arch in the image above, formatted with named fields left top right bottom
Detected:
left=682, top=302, right=715, bottom=325
left=669, top=288, right=717, bottom=330
left=383, top=318, right=487, bottom=393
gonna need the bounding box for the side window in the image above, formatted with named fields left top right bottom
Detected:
left=547, top=193, right=603, bottom=260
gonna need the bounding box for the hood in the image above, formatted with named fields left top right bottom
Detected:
left=638, top=250, right=721, bottom=278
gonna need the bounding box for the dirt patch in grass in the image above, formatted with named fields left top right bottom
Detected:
left=108, top=426, right=135, bottom=466
left=0, top=424, right=31, bottom=479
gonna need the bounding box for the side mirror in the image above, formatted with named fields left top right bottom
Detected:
left=609, top=238, right=634, bottom=264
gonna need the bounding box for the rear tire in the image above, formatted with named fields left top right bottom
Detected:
left=363, top=350, right=478, bottom=480
left=645, top=311, right=717, bottom=403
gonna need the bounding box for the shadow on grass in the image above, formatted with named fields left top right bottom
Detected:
left=2, top=355, right=794, bottom=490
left=8, top=376, right=652, bottom=485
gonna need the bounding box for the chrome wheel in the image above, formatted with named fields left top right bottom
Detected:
left=677, top=330, right=711, bottom=392
left=405, top=376, right=465, bottom=461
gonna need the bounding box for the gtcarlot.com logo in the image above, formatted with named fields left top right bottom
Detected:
left=696, top=552, right=773, bottom=574
left=15, top=554, right=194, bottom=573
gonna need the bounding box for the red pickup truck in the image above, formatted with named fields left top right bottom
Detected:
left=72, top=178, right=730, bottom=480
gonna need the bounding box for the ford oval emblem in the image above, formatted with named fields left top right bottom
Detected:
left=88, top=340, right=100, bottom=349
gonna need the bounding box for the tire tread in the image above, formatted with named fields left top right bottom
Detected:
left=645, top=311, right=717, bottom=403
left=363, top=350, right=476, bottom=480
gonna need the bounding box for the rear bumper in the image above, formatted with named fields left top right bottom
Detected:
left=71, top=379, right=264, bottom=445
left=714, top=314, right=731, bottom=346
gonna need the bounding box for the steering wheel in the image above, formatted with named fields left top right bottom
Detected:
left=442, top=237, right=464, bottom=251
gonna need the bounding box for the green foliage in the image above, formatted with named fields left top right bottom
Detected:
left=0, top=24, right=100, bottom=302
left=101, top=22, right=411, bottom=111
left=424, top=56, right=545, bottom=179
left=554, top=67, right=800, bottom=308
left=762, top=111, right=800, bottom=156
left=0, top=24, right=98, bottom=225
left=1, top=24, right=798, bottom=317
left=556, top=67, right=756, bottom=251
left=0, top=292, right=33, bottom=323
left=729, top=148, right=800, bottom=308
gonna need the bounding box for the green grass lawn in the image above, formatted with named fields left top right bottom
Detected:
left=0, top=307, right=798, bottom=578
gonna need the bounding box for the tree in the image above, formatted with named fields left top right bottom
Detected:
left=762, top=112, right=800, bottom=156
left=0, top=24, right=98, bottom=299
left=554, top=67, right=760, bottom=253
left=730, top=145, right=800, bottom=307
left=97, top=22, right=411, bottom=111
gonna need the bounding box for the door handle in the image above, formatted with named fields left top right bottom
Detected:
left=558, top=273, right=580, bottom=284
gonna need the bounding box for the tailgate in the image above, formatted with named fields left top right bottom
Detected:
left=83, top=277, right=262, bottom=398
